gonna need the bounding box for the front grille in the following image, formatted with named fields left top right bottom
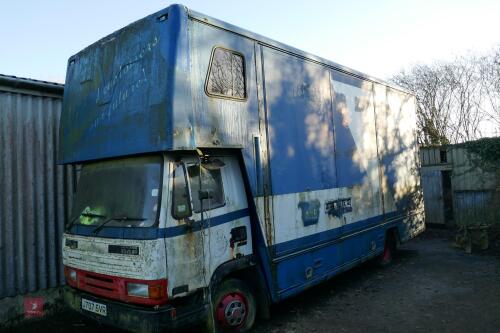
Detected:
left=84, top=273, right=115, bottom=291
left=65, top=266, right=168, bottom=306
left=78, top=270, right=123, bottom=301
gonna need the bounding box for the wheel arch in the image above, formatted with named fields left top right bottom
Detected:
left=386, top=225, right=401, bottom=247
left=210, top=256, right=271, bottom=319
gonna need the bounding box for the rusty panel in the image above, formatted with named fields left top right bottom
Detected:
left=0, top=80, right=75, bottom=299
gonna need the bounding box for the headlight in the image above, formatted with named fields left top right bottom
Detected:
left=127, top=283, right=149, bottom=298
left=64, top=266, right=77, bottom=286
left=126, top=282, right=167, bottom=300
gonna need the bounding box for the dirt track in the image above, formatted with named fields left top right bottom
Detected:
left=251, top=229, right=500, bottom=333
left=6, top=229, right=500, bottom=333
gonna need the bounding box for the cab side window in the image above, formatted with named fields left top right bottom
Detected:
left=206, top=47, right=246, bottom=100
left=187, top=165, right=225, bottom=212
left=172, top=163, right=192, bottom=219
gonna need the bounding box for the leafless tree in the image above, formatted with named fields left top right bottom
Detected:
left=391, top=47, right=500, bottom=145
left=478, top=45, right=500, bottom=129
left=447, top=54, right=483, bottom=143
left=392, top=64, right=455, bottom=145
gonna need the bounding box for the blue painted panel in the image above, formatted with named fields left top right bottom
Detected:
left=263, top=47, right=336, bottom=195
left=273, top=212, right=401, bottom=257
left=275, top=220, right=389, bottom=298
left=331, top=71, right=377, bottom=189
left=276, top=242, right=342, bottom=293
left=374, top=86, right=422, bottom=219
left=341, top=225, right=384, bottom=263
left=188, top=20, right=260, bottom=195
left=59, top=6, right=187, bottom=164
left=382, top=152, right=409, bottom=212
left=332, top=92, right=366, bottom=187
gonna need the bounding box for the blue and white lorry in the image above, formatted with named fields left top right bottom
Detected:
left=61, top=4, right=425, bottom=332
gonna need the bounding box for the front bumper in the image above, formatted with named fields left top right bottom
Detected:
left=64, top=286, right=207, bottom=333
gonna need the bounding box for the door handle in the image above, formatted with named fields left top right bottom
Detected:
left=230, top=226, right=247, bottom=248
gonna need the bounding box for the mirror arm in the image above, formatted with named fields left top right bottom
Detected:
left=181, top=162, right=194, bottom=216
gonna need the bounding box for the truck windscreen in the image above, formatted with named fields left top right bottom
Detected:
left=70, top=155, right=162, bottom=228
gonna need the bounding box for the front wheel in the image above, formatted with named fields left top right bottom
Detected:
left=208, top=278, right=256, bottom=332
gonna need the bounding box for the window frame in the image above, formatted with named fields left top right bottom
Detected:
left=440, top=150, right=447, bottom=163
left=70, top=154, right=164, bottom=228
left=187, top=163, right=226, bottom=213
left=171, top=162, right=193, bottom=220
left=204, top=46, right=248, bottom=102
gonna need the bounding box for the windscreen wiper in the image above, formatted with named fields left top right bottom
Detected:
left=65, top=212, right=106, bottom=232
left=91, top=216, right=146, bottom=236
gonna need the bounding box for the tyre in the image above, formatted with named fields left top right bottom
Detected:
left=378, top=232, right=397, bottom=267
left=208, top=278, right=256, bottom=332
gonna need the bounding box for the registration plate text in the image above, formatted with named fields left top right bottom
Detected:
left=81, top=298, right=107, bottom=316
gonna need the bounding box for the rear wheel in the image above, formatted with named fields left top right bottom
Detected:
left=209, top=279, right=256, bottom=332
left=378, top=232, right=397, bottom=266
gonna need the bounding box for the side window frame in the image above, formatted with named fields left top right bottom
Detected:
left=205, top=46, right=248, bottom=101
left=171, top=162, right=193, bottom=220
left=187, top=164, right=226, bottom=213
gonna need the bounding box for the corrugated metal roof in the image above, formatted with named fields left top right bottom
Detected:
left=0, top=74, right=64, bottom=97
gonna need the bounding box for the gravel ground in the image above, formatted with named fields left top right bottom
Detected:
left=5, top=229, right=500, bottom=333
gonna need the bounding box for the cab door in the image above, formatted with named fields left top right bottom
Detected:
left=165, top=155, right=253, bottom=298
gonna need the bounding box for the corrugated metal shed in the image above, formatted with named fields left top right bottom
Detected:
left=0, top=74, right=75, bottom=299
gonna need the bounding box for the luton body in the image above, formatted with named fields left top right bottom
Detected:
left=60, top=4, right=425, bottom=332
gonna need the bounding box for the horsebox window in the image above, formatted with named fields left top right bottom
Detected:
left=206, top=47, right=246, bottom=100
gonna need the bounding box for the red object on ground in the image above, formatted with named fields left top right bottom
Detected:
left=24, top=297, right=44, bottom=318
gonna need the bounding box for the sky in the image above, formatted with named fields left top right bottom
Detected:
left=1, top=0, right=499, bottom=84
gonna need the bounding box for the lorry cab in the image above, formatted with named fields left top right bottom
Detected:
left=63, top=153, right=257, bottom=331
